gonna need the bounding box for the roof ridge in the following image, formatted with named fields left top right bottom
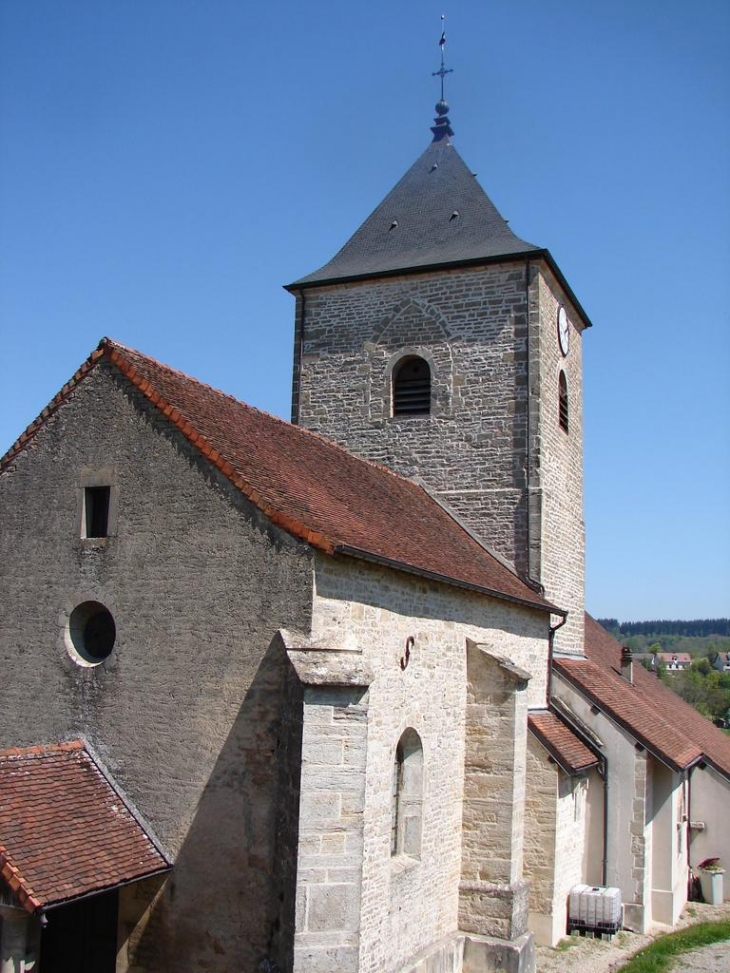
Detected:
left=101, top=343, right=337, bottom=553
left=104, top=339, right=429, bottom=488
left=2, top=337, right=464, bottom=537
left=0, top=739, right=85, bottom=761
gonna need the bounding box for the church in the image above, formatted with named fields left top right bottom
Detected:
left=1, top=89, right=729, bottom=973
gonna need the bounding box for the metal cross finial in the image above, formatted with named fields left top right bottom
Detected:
left=430, top=14, right=454, bottom=141
left=432, top=14, right=453, bottom=101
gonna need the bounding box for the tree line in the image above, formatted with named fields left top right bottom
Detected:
left=597, top=619, right=730, bottom=638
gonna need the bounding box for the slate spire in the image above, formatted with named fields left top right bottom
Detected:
left=288, top=16, right=545, bottom=289
left=290, top=142, right=540, bottom=287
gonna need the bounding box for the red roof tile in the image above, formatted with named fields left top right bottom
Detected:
left=0, top=741, right=169, bottom=914
left=528, top=710, right=599, bottom=774
left=0, top=339, right=557, bottom=615
left=553, top=616, right=730, bottom=778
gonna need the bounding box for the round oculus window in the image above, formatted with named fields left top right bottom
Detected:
left=67, top=601, right=116, bottom=666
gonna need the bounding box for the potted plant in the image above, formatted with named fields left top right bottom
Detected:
left=697, top=857, right=725, bottom=905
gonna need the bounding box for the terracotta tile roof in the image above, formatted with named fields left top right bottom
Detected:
left=528, top=710, right=599, bottom=774
left=0, top=741, right=169, bottom=914
left=553, top=616, right=730, bottom=778
left=0, top=339, right=557, bottom=615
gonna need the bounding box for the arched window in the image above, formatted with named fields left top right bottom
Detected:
left=558, top=370, right=569, bottom=433
left=392, top=356, right=431, bottom=416
left=391, top=728, right=424, bottom=858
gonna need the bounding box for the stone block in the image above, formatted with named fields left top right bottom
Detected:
left=462, top=931, right=535, bottom=973
left=307, top=883, right=360, bottom=933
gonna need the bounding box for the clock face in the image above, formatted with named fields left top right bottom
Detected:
left=557, top=306, right=570, bottom=357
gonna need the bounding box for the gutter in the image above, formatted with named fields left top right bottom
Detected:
left=334, top=544, right=564, bottom=616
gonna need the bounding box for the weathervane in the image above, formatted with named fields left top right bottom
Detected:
left=430, top=14, right=454, bottom=142
left=432, top=14, right=453, bottom=101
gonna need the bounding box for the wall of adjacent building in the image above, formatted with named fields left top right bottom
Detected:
left=553, top=675, right=693, bottom=933
left=310, top=554, right=549, bottom=973
left=690, top=765, right=730, bottom=897
left=0, top=362, right=315, bottom=972
left=552, top=676, right=651, bottom=931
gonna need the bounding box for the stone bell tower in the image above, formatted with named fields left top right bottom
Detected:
left=287, top=97, right=591, bottom=655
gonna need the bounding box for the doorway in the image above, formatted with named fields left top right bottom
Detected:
left=40, top=889, right=118, bottom=972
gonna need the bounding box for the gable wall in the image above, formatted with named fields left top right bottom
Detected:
left=310, top=554, right=548, bottom=972
left=0, top=363, right=315, bottom=972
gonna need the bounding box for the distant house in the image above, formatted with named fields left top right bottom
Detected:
left=657, top=653, right=692, bottom=672
left=713, top=653, right=730, bottom=672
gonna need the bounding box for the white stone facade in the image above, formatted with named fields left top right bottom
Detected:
left=295, top=553, right=550, bottom=971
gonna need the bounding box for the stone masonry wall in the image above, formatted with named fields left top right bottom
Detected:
left=532, top=268, right=586, bottom=654
left=311, top=554, right=549, bottom=972
left=523, top=736, right=558, bottom=942
left=293, top=684, right=370, bottom=973
left=0, top=364, right=315, bottom=972
left=294, top=265, right=533, bottom=575
left=553, top=773, right=589, bottom=937
left=459, top=644, right=530, bottom=942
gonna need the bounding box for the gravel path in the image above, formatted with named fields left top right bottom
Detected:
left=666, top=941, right=730, bottom=972
left=536, top=902, right=730, bottom=973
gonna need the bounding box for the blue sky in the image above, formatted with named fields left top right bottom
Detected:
left=1, top=1, right=728, bottom=622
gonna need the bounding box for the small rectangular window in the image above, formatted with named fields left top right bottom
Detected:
left=84, top=486, right=111, bottom=538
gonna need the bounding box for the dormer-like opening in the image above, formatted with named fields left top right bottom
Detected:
left=393, top=356, right=431, bottom=416
left=84, top=486, right=111, bottom=538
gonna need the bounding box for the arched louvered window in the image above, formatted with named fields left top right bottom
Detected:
left=393, top=356, right=431, bottom=416
left=391, top=728, right=424, bottom=858
left=559, top=370, right=569, bottom=433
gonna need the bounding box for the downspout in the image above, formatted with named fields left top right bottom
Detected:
left=686, top=765, right=696, bottom=872
left=600, top=753, right=610, bottom=887
left=547, top=613, right=567, bottom=701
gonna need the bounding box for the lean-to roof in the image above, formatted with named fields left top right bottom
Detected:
left=0, top=742, right=169, bottom=914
